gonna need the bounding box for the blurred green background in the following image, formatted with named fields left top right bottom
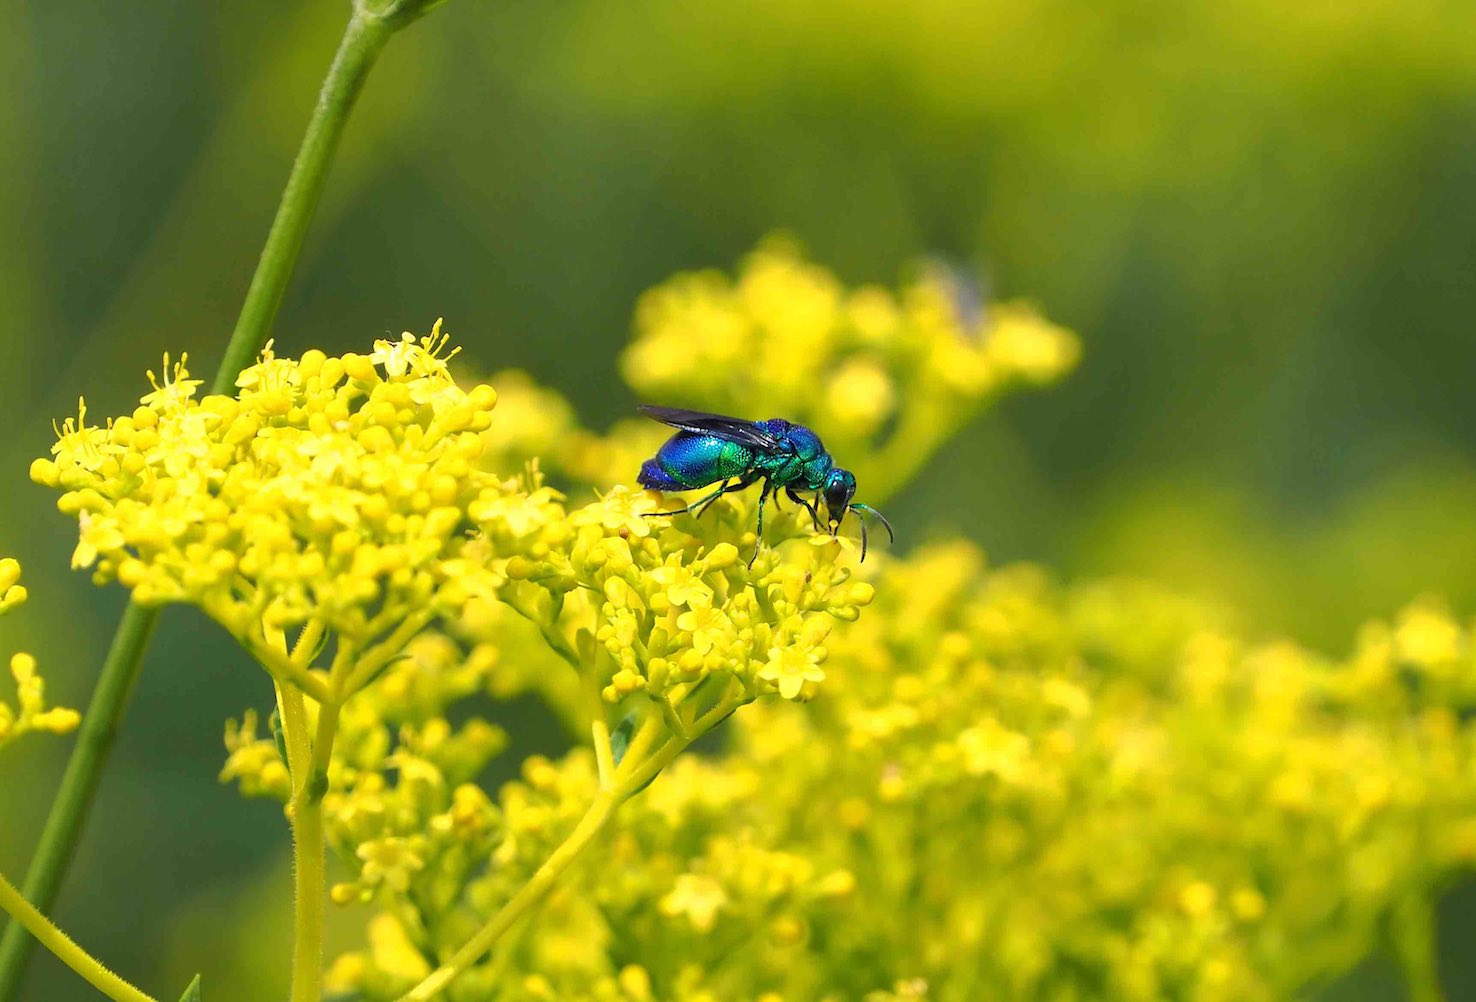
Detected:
left=4, top=1, right=1476, bottom=998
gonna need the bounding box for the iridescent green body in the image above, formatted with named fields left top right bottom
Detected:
left=635, top=405, right=893, bottom=564
left=638, top=422, right=832, bottom=494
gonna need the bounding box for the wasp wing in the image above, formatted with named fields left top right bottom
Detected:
left=637, top=404, right=782, bottom=451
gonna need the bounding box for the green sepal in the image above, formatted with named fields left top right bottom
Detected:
left=178, top=974, right=202, bottom=1002
left=610, top=712, right=638, bottom=768
left=269, top=709, right=290, bottom=780
left=574, top=627, right=597, bottom=666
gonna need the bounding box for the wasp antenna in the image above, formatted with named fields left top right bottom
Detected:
left=850, top=503, right=895, bottom=545
left=856, top=510, right=870, bottom=562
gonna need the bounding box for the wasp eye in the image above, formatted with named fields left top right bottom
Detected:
left=823, top=470, right=857, bottom=521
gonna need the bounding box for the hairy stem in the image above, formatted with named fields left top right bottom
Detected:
left=0, top=5, right=423, bottom=993
left=282, top=620, right=336, bottom=1002
left=0, top=870, right=157, bottom=1002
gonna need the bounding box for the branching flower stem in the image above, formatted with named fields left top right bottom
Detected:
left=397, top=692, right=745, bottom=1002
left=0, top=2, right=444, bottom=997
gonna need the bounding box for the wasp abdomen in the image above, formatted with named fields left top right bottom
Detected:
left=638, top=432, right=754, bottom=491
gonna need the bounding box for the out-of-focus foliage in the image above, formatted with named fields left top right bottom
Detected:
left=6, top=1, right=1476, bottom=999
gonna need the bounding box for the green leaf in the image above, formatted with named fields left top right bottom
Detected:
left=178, top=975, right=202, bottom=1002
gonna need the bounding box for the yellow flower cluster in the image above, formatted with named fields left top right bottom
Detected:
left=27, top=325, right=583, bottom=736
left=32, top=327, right=503, bottom=661
left=207, top=243, right=1475, bottom=1002
left=288, top=248, right=1085, bottom=1000
left=610, top=239, right=1079, bottom=497
left=495, top=485, right=874, bottom=708
left=457, top=545, right=1476, bottom=1001
left=0, top=559, right=80, bottom=754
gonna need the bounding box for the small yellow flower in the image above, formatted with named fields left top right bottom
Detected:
left=660, top=873, right=728, bottom=932
left=760, top=646, right=825, bottom=700
left=366, top=913, right=431, bottom=981
left=356, top=837, right=426, bottom=893
left=1394, top=601, right=1463, bottom=667
left=677, top=606, right=731, bottom=656
left=0, top=558, right=26, bottom=614
left=651, top=561, right=713, bottom=610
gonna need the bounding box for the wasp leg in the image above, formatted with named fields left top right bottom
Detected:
left=748, top=481, right=773, bottom=568
left=642, top=482, right=732, bottom=519
left=695, top=477, right=753, bottom=518
left=643, top=475, right=757, bottom=520
left=786, top=487, right=823, bottom=531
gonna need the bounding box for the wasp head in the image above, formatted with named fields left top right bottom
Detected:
left=822, top=468, right=858, bottom=533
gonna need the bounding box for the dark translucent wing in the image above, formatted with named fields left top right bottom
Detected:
left=637, top=404, right=781, bottom=451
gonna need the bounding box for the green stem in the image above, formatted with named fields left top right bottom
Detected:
left=281, top=620, right=336, bottom=1002
left=397, top=791, right=620, bottom=1002
left=0, top=870, right=157, bottom=1002
left=284, top=690, right=338, bottom=1002
left=396, top=694, right=745, bottom=1001
left=0, top=4, right=417, bottom=997
left=208, top=6, right=394, bottom=396
left=1392, top=893, right=1446, bottom=1002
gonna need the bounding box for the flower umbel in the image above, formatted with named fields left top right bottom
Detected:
left=31, top=322, right=511, bottom=702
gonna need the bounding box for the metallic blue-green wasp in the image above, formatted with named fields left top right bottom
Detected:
left=635, top=404, right=894, bottom=564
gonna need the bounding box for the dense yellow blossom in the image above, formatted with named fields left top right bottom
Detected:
left=386, top=546, right=1476, bottom=1001
left=534, top=240, right=1078, bottom=494
left=32, top=326, right=503, bottom=672
left=39, top=242, right=1468, bottom=1002
left=308, top=247, right=1474, bottom=1002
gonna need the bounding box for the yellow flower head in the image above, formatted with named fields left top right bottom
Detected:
left=33, top=326, right=527, bottom=682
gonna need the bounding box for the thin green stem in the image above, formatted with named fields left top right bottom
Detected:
left=0, top=4, right=419, bottom=995
left=396, top=691, right=748, bottom=1000
left=657, top=694, right=691, bottom=741
left=284, top=690, right=338, bottom=1002
left=0, top=870, right=157, bottom=1002
left=282, top=620, right=337, bottom=1002
left=342, top=609, right=434, bottom=694
left=584, top=671, right=615, bottom=790
left=1392, top=892, right=1446, bottom=1002
left=244, top=634, right=337, bottom=707
left=208, top=7, right=393, bottom=395
left=396, top=791, right=620, bottom=1002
